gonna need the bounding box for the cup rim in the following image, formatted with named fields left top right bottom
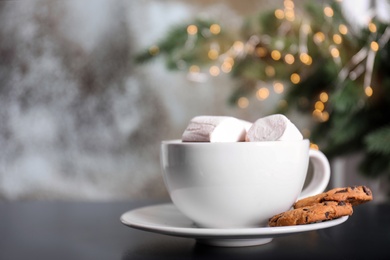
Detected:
left=162, top=139, right=310, bottom=145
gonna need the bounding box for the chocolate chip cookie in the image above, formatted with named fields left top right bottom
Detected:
left=268, top=201, right=353, bottom=227
left=293, top=185, right=373, bottom=209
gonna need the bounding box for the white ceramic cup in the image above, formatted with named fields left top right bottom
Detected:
left=160, top=139, right=330, bottom=228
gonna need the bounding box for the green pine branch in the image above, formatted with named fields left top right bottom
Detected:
left=133, top=0, right=390, bottom=179
left=364, top=126, right=390, bottom=154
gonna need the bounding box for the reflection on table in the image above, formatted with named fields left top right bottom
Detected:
left=0, top=200, right=389, bottom=259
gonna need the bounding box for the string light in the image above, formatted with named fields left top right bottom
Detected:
left=273, top=81, right=284, bottom=94
left=141, top=0, right=390, bottom=143
left=209, top=66, right=220, bottom=76
left=300, top=53, right=312, bottom=65
left=319, top=92, right=329, bottom=102
left=189, top=65, right=200, bottom=73
left=208, top=49, right=219, bottom=60
left=324, top=6, right=334, bottom=17
left=365, top=86, right=373, bottom=97
left=310, top=143, right=319, bottom=150
left=222, top=57, right=234, bottom=73
left=210, top=24, right=221, bottom=35
left=237, top=97, right=249, bottom=108
left=333, top=34, right=342, bottom=44
left=312, top=109, right=322, bottom=119
left=274, top=9, right=285, bottom=19
left=285, top=9, right=295, bottom=21
left=233, top=41, right=244, bottom=52
left=271, top=50, right=282, bottom=60
left=284, top=53, right=295, bottom=64
left=322, top=111, right=329, bottom=121
left=149, top=1, right=386, bottom=114
left=338, top=24, right=348, bottom=35
left=256, top=87, right=270, bottom=100
left=370, top=41, right=379, bottom=52
left=313, top=32, right=325, bottom=44
left=290, top=73, right=301, bottom=84
left=315, top=101, right=325, bottom=111
left=207, top=49, right=219, bottom=60
left=284, top=0, right=294, bottom=9
left=187, top=65, right=206, bottom=82
left=284, top=0, right=295, bottom=21
left=313, top=108, right=329, bottom=122
left=311, top=93, right=330, bottom=121
left=368, top=22, right=377, bottom=33
left=187, top=25, right=198, bottom=35
left=225, top=57, right=235, bottom=65
left=330, top=47, right=340, bottom=58
left=221, top=62, right=232, bottom=73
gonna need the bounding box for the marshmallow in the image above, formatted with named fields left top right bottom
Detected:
left=182, top=116, right=252, bottom=142
left=246, top=114, right=303, bottom=141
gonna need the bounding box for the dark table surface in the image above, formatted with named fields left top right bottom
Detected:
left=0, top=199, right=389, bottom=260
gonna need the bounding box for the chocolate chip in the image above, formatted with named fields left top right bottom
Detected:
left=363, top=186, right=372, bottom=196
left=303, top=208, right=308, bottom=211
left=338, top=201, right=346, bottom=206
left=325, top=212, right=330, bottom=218
left=335, top=188, right=348, bottom=194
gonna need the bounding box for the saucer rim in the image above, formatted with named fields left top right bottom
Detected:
left=120, top=203, right=349, bottom=239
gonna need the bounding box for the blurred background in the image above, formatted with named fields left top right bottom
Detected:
left=0, top=0, right=389, bottom=201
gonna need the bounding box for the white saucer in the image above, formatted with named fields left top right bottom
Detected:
left=120, top=203, right=348, bottom=247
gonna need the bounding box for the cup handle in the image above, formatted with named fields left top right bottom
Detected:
left=297, top=149, right=331, bottom=200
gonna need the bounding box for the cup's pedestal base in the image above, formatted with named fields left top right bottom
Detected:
left=196, top=237, right=273, bottom=247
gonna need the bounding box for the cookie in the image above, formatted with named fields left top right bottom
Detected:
left=268, top=201, right=353, bottom=227
left=294, top=185, right=373, bottom=209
